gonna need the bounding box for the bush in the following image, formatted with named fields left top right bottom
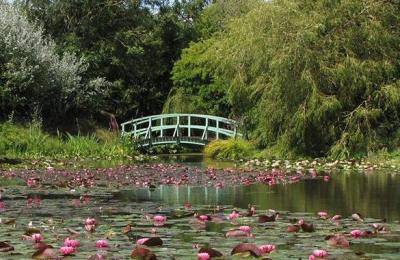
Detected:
left=204, top=138, right=255, bottom=160
left=0, top=4, right=107, bottom=125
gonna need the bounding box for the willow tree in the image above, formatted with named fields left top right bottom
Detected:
left=165, top=0, right=261, bottom=116
left=205, top=0, right=400, bottom=157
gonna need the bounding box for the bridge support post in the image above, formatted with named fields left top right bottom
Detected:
left=216, top=120, right=219, bottom=140
left=148, top=118, right=152, bottom=147
left=188, top=116, right=191, bottom=137
left=202, top=118, right=208, bottom=140
left=174, top=116, right=181, bottom=146
left=160, top=118, right=164, bottom=137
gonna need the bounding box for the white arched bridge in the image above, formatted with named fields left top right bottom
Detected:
left=121, top=113, right=241, bottom=147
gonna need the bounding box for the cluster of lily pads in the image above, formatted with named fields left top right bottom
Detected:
left=1, top=183, right=400, bottom=259
left=242, top=158, right=398, bottom=173
left=0, top=162, right=399, bottom=259
left=0, top=163, right=331, bottom=190
left=0, top=168, right=400, bottom=260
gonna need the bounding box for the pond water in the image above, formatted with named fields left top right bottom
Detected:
left=143, top=154, right=400, bottom=221
left=1, top=154, right=400, bottom=259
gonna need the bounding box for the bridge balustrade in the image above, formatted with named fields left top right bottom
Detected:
left=121, top=113, right=240, bottom=147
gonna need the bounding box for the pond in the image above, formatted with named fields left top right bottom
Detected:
left=0, top=154, right=399, bottom=259
left=125, top=154, right=400, bottom=222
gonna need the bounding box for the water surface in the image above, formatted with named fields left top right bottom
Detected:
left=123, top=154, right=400, bottom=221
left=1, top=154, right=400, bottom=259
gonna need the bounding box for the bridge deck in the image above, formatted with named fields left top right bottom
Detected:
left=121, top=113, right=240, bottom=147
left=138, top=136, right=208, bottom=147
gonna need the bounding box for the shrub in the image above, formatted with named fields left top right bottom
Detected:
left=204, top=138, right=255, bottom=160
left=0, top=123, right=135, bottom=159
left=0, top=4, right=107, bottom=125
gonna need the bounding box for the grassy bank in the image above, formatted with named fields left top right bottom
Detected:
left=0, top=122, right=136, bottom=160
left=204, top=138, right=310, bottom=161
left=203, top=138, right=400, bottom=169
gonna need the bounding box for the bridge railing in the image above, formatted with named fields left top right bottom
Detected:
left=121, top=114, right=240, bottom=144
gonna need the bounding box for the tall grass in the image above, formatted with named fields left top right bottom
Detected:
left=0, top=122, right=135, bottom=159
left=204, top=139, right=256, bottom=160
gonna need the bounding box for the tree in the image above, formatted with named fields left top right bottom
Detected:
left=0, top=3, right=106, bottom=126
left=20, top=0, right=210, bottom=122
left=164, top=0, right=260, bottom=117
left=209, top=0, right=400, bottom=157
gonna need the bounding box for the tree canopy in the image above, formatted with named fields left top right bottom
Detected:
left=167, top=0, right=400, bottom=157
left=8, top=0, right=209, bottom=125
left=2, top=0, right=400, bottom=157
left=0, top=4, right=106, bottom=127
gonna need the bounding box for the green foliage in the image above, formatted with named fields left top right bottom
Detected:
left=164, top=0, right=261, bottom=116
left=164, top=39, right=230, bottom=116
left=195, top=0, right=262, bottom=39
left=3, top=0, right=400, bottom=159
left=180, top=0, right=400, bottom=158
left=204, top=138, right=255, bottom=160
left=0, top=4, right=106, bottom=126
left=18, top=0, right=209, bottom=121
left=0, top=177, right=25, bottom=186
left=0, top=122, right=136, bottom=159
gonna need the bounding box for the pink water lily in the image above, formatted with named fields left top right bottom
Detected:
left=318, top=211, right=329, bottom=219
left=259, top=244, right=276, bottom=254
left=85, top=218, right=96, bottom=225
left=0, top=200, right=5, bottom=210
left=239, top=226, right=251, bottom=233
left=153, top=215, right=167, bottom=226
left=309, top=169, right=317, bottom=178
left=85, top=224, right=95, bottom=232
left=64, top=238, right=80, bottom=248
left=59, top=246, right=75, bottom=256
left=227, top=211, right=240, bottom=220
left=371, top=223, right=386, bottom=231
left=372, top=223, right=382, bottom=230
left=27, top=197, right=41, bottom=206
left=351, top=229, right=371, bottom=238
left=309, top=249, right=328, bottom=259
left=85, top=217, right=97, bottom=232
left=197, top=252, right=210, bottom=260
left=331, top=215, right=342, bottom=221
left=27, top=178, right=38, bottom=188
left=350, top=229, right=363, bottom=238
left=31, top=233, right=43, bottom=242
left=96, top=239, right=109, bottom=248
left=313, top=249, right=328, bottom=257
left=198, top=215, right=209, bottom=222
left=136, top=238, right=149, bottom=245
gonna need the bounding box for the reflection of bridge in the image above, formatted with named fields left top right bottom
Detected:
left=121, top=113, right=240, bottom=147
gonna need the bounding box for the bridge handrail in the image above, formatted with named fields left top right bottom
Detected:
left=126, top=126, right=237, bottom=138
left=121, top=113, right=241, bottom=147
left=121, top=113, right=238, bottom=128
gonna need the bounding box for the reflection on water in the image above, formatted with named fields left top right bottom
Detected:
left=156, top=153, right=239, bottom=169
left=116, top=155, right=400, bottom=221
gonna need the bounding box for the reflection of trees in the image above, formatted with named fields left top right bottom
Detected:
left=122, top=172, right=400, bottom=221
left=249, top=172, right=400, bottom=220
